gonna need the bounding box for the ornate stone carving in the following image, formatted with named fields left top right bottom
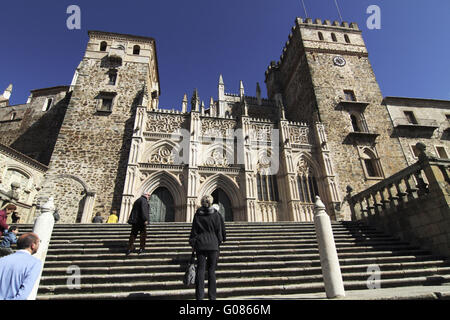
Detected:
left=201, top=119, right=235, bottom=137
left=250, top=124, right=273, bottom=142
left=146, top=114, right=184, bottom=133
left=297, top=158, right=313, bottom=176
left=289, top=126, right=309, bottom=144
left=149, top=145, right=175, bottom=164
left=204, top=149, right=229, bottom=168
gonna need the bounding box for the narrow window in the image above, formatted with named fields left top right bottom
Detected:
left=404, top=111, right=418, bottom=124
left=344, top=34, right=351, bottom=43
left=436, top=146, right=448, bottom=159
left=344, top=90, right=356, bottom=101
left=331, top=33, right=337, bottom=42
left=108, top=69, right=117, bottom=85
left=100, top=41, right=107, bottom=52
left=42, top=98, right=53, bottom=111
left=318, top=32, right=324, bottom=41
left=257, top=173, right=263, bottom=201
left=133, top=45, right=141, bottom=55
left=351, top=114, right=361, bottom=132
left=10, top=112, right=17, bottom=120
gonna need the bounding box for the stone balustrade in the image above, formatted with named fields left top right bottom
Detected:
left=347, top=143, right=450, bottom=257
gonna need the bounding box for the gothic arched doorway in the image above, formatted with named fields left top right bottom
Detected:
left=212, top=188, right=233, bottom=222
left=149, top=187, right=175, bottom=222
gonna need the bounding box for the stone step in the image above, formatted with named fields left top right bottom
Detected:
left=41, top=260, right=450, bottom=279
left=42, top=243, right=422, bottom=256
left=39, top=264, right=450, bottom=287
left=26, top=221, right=450, bottom=299
left=40, top=254, right=443, bottom=271
left=37, top=275, right=450, bottom=300
left=37, top=269, right=450, bottom=295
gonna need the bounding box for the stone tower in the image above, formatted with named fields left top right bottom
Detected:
left=40, top=31, right=160, bottom=223
left=265, top=18, right=408, bottom=219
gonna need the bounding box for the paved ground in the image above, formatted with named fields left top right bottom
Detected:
left=225, top=284, right=450, bottom=300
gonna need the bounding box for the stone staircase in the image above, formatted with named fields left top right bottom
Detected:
left=13, top=222, right=450, bottom=299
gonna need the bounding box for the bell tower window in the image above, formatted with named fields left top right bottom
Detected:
left=100, top=41, right=107, bottom=52
left=344, top=34, right=351, bottom=43
left=133, top=45, right=141, bottom=55
left=331, top=33, right=338, bottom=42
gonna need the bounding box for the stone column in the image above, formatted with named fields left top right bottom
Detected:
left=28, top=197, right=57, bottom=300
left=314, top=196, right=345, bottom=299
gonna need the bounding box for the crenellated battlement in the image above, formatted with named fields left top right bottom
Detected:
left=295, top=17, right=359, bottom=31
left=265, top=17, right=363, bottom=78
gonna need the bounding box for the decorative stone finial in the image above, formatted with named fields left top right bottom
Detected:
left=191, top=88, right=200, bottom=112
left=41, top=196, right=56, bottom=213
left=415, top=142, right=429, bottom=161
left=314, top=196, right=326, bottom=211
left=182, top=94, right=188, bottom=113
left=239, top=80, right=245, bottom=98
left=256, top=82, right=262, bottom=106
left=2, top=84, right=12, bottom=100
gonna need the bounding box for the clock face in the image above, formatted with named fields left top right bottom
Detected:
left=333, top=56, right=346, bottom=67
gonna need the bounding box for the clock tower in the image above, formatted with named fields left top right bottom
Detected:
left=265, top=18, right=407, bottom=219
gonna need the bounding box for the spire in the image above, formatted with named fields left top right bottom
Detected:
left=256, top=82, right=262, bottom=106
left=182, top=94, right=188, bottom=113
left=201, top=101, right=205, bottom=115
left=2, top=84, right=12, bottom=100
left=218, top=74, right=225, bottom=118
left=209, top=97, right=216, bottom=117
left=239, top=80, right=245, bottom=98
left=191, top=88, right=200, bottom=112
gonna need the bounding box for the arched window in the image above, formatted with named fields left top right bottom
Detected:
left=133, top=45, right=141, bottom=55
left=361, top=149, right=383, bottom=178
left=296, top=158, right=320, bottom=203
left=344, top=34, right=351, bottom=43
left=318, top=32, right=324, bottom=41
left=331, top=33, right=337, bottom=42
left=100, top=41, right=107, bottom=52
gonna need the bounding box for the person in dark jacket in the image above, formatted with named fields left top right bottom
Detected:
left=189, top=195, right=226, bottom=300
left=0, top=226, right=19, bottom=257
left=0, top=204, right=16, bottom=237
left=126, top=192, right=150, bottom=255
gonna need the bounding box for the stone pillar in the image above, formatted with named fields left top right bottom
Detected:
left=314, top=196, right=345, bottom=299
left=28, top=197, right=57, bottom=300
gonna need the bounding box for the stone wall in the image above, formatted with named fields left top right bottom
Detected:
left=384, top=97, right=450, bottom=166
left=266, top=18, right=409, bottom=219
left=0, top=86, right=70, bottom=165
left=40, top=31, right=158, bottom=223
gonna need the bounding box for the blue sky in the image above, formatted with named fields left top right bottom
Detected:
left=1, top=0, right=449, bottom=109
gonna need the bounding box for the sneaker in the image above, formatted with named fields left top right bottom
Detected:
left=138, top=249, right=145, bottom=255
left=126, top=249, right=133, bottom=256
